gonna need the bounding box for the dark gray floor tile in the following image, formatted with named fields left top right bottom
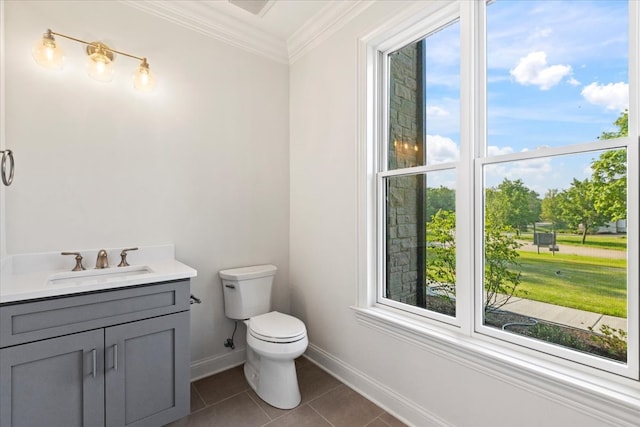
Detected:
left=297, top=360, right=342, bottom=404
left=246, top=388, right=292, bottom=420
left=295, top=356, right=314, bottom=371
left=379, top=411, right=408, bottom=426
left=170, top=359, right=405, bottom=427
left=193, top=365, right=249, bottom=405
left=190, top=384, right=206, bottom=413
left=265, top=404, right=332, bottom=427
left=169, top=392, right=270, bottom=427
left=309, top=384, right=385, bottom=427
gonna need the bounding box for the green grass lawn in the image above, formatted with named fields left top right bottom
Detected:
left=519, top=232, right=627, bottom=251
left=515, top=251, right=627, bottom=318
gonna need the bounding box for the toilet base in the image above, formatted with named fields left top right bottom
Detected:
left=244, top=345, right=303, bottom=409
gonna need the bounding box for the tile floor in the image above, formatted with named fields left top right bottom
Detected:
left=167, top=357, right=407, bottom=427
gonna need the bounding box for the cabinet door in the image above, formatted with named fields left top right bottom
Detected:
left=105, top=311, right=190, bottom=427
left=0, top=329, right=105, bottom=427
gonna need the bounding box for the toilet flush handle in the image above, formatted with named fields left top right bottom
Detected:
left=225, top=284, right=236, bottom=288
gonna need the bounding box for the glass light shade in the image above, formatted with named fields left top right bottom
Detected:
left=133, top=63, right=156, bottom=92
left=87, top=53, right=114, bottom=83
left=32, top=36, right=64, bottom=70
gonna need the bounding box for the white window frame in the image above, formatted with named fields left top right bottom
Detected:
left=354, top=0, right=640, bottom=421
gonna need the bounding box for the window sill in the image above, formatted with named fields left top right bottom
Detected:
left=351, top=305, right=640, bottom=426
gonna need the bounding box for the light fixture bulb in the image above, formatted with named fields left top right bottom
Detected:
left=133, top=59, right=156, bottom=92
left=32, top=30, right=64, bottom=70
left=86, top=42, right=115, bottom=83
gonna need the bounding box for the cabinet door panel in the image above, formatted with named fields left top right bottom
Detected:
left=0, top=329, right=105, bottom=427
left=105, top=311, right=189, bottom=427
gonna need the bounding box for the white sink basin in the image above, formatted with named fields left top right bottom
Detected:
left=48, top=265, right=154, bottom=286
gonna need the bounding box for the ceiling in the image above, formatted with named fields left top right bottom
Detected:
left=225, top=0, right=330, bottom=40
left=121, top=0, right=372, bottom=64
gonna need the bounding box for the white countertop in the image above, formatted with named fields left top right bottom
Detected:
left=0, top=244, right=197, bottom=304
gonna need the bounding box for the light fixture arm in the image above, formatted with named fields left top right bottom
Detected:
left=48, top=29, right=146, bottom=62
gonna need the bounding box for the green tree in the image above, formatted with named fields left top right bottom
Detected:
left=483, top=219, right=523, bottom=312
left=425, top=186, right=455, bottom=221
left=425, top=211, right=522, bottom=312
left=591, top=149, right=626, bottom=221
left=485, top=179, right=541, bottom=233
left=598, top=109, right=628, bottom=140
left=592, top=110, right=628, bottom=222
left=556, top=178, right=607, bottom=243
left=425, top=210, right=456, bottom=310
left=540, top=189, right=564, bottom=229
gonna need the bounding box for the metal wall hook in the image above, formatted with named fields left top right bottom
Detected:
left=1, top=150, right=14, bottom=186
left=190, top=294, right=202, bottom=305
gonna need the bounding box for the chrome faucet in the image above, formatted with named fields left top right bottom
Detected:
left=96, top=249, right=109, bottom=269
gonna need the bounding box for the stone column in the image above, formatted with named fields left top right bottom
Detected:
left=386, top=41, right=425, bottom=306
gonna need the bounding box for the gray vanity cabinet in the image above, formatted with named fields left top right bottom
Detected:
left=0, top=329, right=105, bottom=427
left=0, top=280, right=191, bottom=427
left=105, top=311, right=190, bottom=427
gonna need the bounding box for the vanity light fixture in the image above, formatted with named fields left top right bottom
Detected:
left=32, top=29, right=155, bottom=92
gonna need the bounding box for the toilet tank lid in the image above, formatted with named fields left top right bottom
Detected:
left=219, top=264, right=277, bottom=280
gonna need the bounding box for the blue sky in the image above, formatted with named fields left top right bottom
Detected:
left=422, top=0, right=629, bottom=196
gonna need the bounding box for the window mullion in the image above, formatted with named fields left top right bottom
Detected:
left=471, top=0, right=488, bottom=338
left=624, top=0, right=640, bottom=378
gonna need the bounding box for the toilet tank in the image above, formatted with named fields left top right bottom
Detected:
left=219, top=264, right=277, bottom=320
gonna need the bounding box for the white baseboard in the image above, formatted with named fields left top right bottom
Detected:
left=304, top=343, right=451, bottom=427
left=190, top=346, right=246, bottom=382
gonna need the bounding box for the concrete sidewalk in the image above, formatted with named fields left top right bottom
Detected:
left=501, top=296, right=627, bottom=333
left=517, top=241, right=626, bottom=259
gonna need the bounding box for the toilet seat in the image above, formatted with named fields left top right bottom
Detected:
left=249, top=311, right=306, bottom=343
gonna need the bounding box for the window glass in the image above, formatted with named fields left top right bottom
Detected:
left=388, top=21, right=460, bottom=170
left=384, top=170, right=456, bottom=317
left=482, top=0, right=631, bottom=365
left=482, top=149, right=628, bottom=362
left=424, top=20, right=460, bottom=165
left=487, top=0, right=629, bottom=153
left=384, top=19, right=460, bottom=318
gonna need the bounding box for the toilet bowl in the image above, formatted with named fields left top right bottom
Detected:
left=219, top=265, right=308, bottom=409
left=243, top=311, right=308, bottom=409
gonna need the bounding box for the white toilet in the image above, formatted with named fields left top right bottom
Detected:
left=219, top=264, right=308, bottom=409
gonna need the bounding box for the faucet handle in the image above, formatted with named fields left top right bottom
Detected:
left=61, top=252, right=85, bottom=271
left=118, top=247, right=138, bottom=267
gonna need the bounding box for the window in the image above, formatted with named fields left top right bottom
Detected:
left=382, top=21, right=460, bottom=320
left=365, top=0, right=638, bottom=380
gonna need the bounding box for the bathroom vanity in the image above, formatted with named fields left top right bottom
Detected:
left=0, top=245, right=196, bottom=427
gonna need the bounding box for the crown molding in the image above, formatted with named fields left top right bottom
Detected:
left=120, top=0, right=373, bottom=65
left=287, top=1, right=374, bottom=64
left=120, top=0, right=289, bottom=64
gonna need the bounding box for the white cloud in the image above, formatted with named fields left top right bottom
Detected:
left=567, top=77, right=581, bottom=86
left=487, top=145, right=514, bottom=156
left=426, top=135, right=459, bottom=165
left=510, top=51, right=572, bottom=90
left=581, top=82, right=628, bottom=111
left=485, top=156, right=553, bottom=195
left=426, top=106, right=449, bottom=118
left=511, top=157, right=553, bottom=176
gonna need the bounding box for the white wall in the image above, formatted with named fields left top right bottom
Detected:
left=290, top=1, right=629, bottom=426
left=2, top=0, right=290, bottom=374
